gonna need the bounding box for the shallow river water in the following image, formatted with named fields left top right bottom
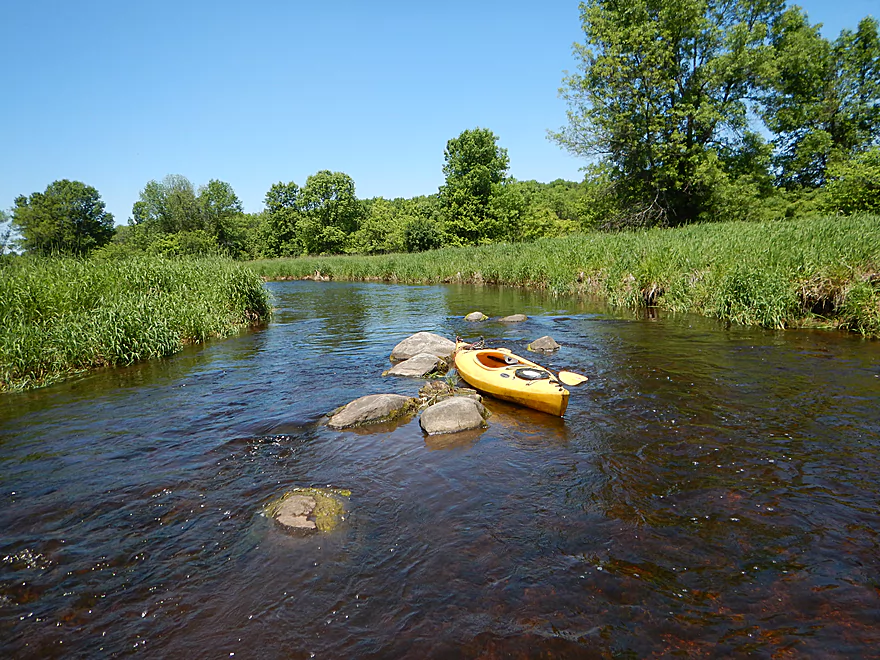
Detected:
left=1, top=281, right=879, bottom=658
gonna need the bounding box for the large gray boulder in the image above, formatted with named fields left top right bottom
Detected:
left=528, top=335, right=561, bottom=353
left=390, top=332, right=456, bottom=362
left=499, top=314, right=528, bottom=323
left=420, top=397, right=489, bottom=435
left=384, top=352, right=445, bottom=378
left=328, top=394, right=418, bottom=429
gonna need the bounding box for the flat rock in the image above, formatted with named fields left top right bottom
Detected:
left=384, top=352, right=444, bottom=378
left=328, top=393, right=418, bottom=429
left=274, top=495, right=318, bottom=530
left=465, top=311, right=488, bottom=321
left=528, top=335, right=561, bottom=353
left=499, top=314, right=528, bottom=322
left=420, top=397, right=488, bottom=435
left=390, top=332, right=456, bottom=362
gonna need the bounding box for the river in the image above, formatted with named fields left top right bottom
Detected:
left=1, top=281, right=879, bottom=658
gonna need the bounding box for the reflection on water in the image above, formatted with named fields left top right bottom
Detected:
left=1, top=281, right=879, bottom=657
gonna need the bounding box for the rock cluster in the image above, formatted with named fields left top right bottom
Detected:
left=327, top=324, right=537, bottom=436
left=463, top=312, right=528, bottom=322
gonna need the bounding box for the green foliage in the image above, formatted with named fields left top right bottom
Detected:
left=763, top=12, right=880, bottom=187
left=130, top=175, right=249, bottom=257
left=403, top=216, right=442, bottom=252
left=825, top=147, right=880, bottom=214
left=0, top=256, right=271, bottom=391
left=251, top=215, right=880, bottom=337
left=145, top=230, right=220, bottom=257
left=12, top=180, right=114, bottom=255
left=260, top=171, right=363, bottom=256
left=440, top=128, right=511, bottom=244
left=552, top=0, right=784, bottom=227
left=348, top=198, right=407, bottom=254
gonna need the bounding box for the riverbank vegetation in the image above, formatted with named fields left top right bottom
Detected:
left=252, top=214, right=880, bottom=337
left=0, top=257, right=271, bottom=392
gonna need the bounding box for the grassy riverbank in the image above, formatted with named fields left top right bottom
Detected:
left=252, top=214, right=880, bottom=337
left=0, top=256, right=272, bottom=392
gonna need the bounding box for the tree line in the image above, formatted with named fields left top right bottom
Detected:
left=4, top=128, right=588, bottom=259
left=3, top=0, right=878, bottom=258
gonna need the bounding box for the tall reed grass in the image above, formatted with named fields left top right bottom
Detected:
left=252, top=214, right=880, bottom=337
left=0, top=256, right=271, bottom=391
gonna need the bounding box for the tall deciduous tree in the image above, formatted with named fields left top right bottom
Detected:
left=552, top=0, right=785, bottom=226
left=198, top=179, right=244, bottom=252
left=261, top=171, right=361, bottom=256
left=762, top=12, right=880, bottom=187
left=440, top=128, right=510, bottom=244
left=300, top=170, right=361, bottom=254
left=12, top=180, right=114, bottom=255
left=262, top=181, right=304, bottom=256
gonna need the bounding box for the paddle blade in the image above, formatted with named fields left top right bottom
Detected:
left=558, top=370, right=589, bottom=386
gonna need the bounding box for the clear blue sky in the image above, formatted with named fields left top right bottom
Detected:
left=0, top=1, right=875, bottom=224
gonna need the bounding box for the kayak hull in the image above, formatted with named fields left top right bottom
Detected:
left=454, top=344, right=569, bottom=416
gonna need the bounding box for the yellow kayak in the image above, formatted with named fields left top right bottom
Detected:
left=454, top=342, right=569, bottom=416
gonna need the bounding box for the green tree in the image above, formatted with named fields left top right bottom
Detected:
left=262, top=181, right=304, bottom=257
left=197, top=179, right=245, bottom=255
left=299, top=170, right=362, bottom=254
left=130, top=175, right=248, bottom=256
left=440, top=128, right=510, bottom=244
left=552, top=0, right=785, bottom=226
left=349, top=197, right=407, bottom=254
left=825, top=146, right=880, bottom=213
left=12, top=180, right=114, bottom=255
left=132, top=175, right=201, bottom=233
left=762, top=13, right=880, bottom=187
left=403, top=216, right=442, bottom=252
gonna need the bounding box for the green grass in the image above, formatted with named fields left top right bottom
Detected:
left=251, top=214, right=880, bottom=337
left=0, top=256, right=272, bottom=391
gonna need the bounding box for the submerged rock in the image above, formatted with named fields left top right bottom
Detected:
left=384, top=353, right=446, bottom=378
left=464, top=311, right=488, bottom=321
left=527, top=335, right=561, bottom=353
left=420, top=397, right=489, bottom=435
left=499, top=314, right=528, bottom=322
left=267, top=487, right=351, bottom=534
left=328, top=393, right=418, bottom=429
left=390, top=332, right=457, bottom=362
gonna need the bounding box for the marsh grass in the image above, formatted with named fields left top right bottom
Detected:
left=252, top=214, right=880, bottom=337
left=1, top=256, right=271, bottom=391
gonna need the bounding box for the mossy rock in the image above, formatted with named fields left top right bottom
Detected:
left=266, top=487, right=351, bottom=533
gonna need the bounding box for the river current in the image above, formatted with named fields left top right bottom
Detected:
left=1, top=281, right=879, bottom=658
